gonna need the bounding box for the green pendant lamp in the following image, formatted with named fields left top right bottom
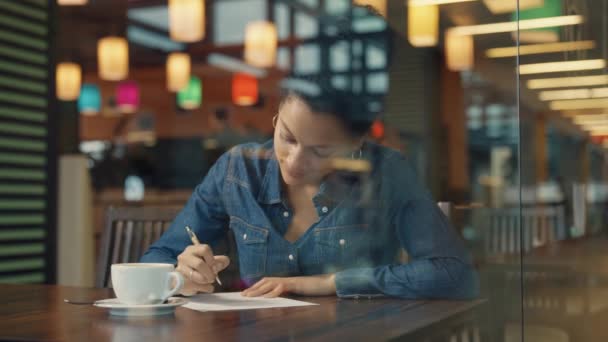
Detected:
left=512, top=0, right=562, bottom=43
left=177, top=76, right=202, bottom=110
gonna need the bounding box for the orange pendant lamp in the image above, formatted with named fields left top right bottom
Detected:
left=232, top=73, right=258, bottom=106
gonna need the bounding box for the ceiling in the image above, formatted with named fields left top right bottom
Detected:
left=56, top=0, right=608, bottom=118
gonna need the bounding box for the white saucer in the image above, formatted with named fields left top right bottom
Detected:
left=94, top=297, right=188, bottom=316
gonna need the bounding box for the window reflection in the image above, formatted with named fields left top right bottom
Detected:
left=42, top=0, right=608, bottom=341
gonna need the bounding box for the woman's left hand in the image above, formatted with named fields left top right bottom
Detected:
left=241, top=274, right=336, bottom=298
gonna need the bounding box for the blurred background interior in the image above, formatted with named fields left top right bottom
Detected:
left=0, top=0, right=607, bottom=340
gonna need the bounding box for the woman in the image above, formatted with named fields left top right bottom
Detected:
left=141, top=85, right=479, bottom=299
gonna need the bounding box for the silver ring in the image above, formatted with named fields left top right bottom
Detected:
left=189, top=269, right=194, bottom=280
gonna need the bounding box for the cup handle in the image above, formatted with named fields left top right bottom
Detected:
left=164, top=271, right=184, bottom=300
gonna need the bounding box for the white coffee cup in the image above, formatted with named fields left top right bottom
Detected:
left=111, top=263, right=184, bottom=305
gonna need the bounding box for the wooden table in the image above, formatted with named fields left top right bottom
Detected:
left=482, top=235, right=608, bottom=342
left=486, top=234, right=608, bottom=276
left=0, top=284, right=485, bottom=341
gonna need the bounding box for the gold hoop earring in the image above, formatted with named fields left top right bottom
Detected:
left=272, top=115, right=278, bottom=128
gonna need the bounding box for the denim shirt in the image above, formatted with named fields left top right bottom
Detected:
left=141, top=140, right=479, bottom=299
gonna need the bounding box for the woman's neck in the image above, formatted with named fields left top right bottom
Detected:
left=285, top=182, right=320, bottom=201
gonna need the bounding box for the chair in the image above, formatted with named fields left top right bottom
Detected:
left=96, top=206, right=240, bottom=289
left=484, top=205, right=566, bottom=256
left=96, top=206, right=181, bottom=288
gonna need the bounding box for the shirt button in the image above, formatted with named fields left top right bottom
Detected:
left=339, top=239, right=346, bottom=246
left=243, top=234, right=247, bottom=240
left=321, top=206, right=329, bottom=213
left=288, top=254, right=294, bottom=261
left=283, top=211, right=289, bottom=217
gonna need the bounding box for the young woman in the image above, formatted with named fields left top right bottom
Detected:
left=141, top=87, right=478, bottom=299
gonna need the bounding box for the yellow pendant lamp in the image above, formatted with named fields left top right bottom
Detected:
left=407, top=4, right=439, bottom=47
left=166, top=52, right=191, bottom=92
left=169, top=0, right=205, bottom=43
left=244, top=21, right=277, bottom=68
left=97, top=37, right=129, bottom=81
left=445, top=30, right=474, bottom=71
left=56, top=62, right=81, bottom=101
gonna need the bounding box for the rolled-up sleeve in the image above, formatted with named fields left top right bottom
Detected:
left=335, top=154, right=479, bottom=299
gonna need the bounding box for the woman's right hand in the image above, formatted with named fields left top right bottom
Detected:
left=176, top=244, right=230, bottom=296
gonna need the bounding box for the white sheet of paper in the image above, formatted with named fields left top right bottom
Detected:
left=182, top=292, right=318, bottom=312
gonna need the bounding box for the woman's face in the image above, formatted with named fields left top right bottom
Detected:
left=274, top=96, right=360, bottom=186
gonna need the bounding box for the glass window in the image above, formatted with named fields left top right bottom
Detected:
left=366, top=42, right=387, bottom=69
left=296, top=0, right=318, bottom=7
left=330, top=41, right=349, bottom=72
left=274, top=2, right=290, bottom=40
left=467, top=105, right=483, bottom=130
left=352, top=40, right=363, bottom=56
left=294, top=44, right=319, bottom=74
left=213, top=0, right=266, bottom=45
left=295, top=12, right=318, bottom=38
left=331, top=75, right=349, bottom=90
left=352, top=16, right=386, bottom=33
left=366, top=72, right=388, bottom=93
left=352, top=75, right=363, bottom=93
left=127, top=5, right=169, bottom=31
left=277, top=47, right=290, bottom=70
left=325, top=0, right=349, bottom=15
left=485, top=104, right=504, bottom=138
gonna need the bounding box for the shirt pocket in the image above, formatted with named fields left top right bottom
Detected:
left=313, top=224, right=370, bottom=268
left=229, top=216, right=269, bottom=280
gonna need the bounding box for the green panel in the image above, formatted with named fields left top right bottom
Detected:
left=0, top=200, right=45, bottom=210
left=0, top=60, right=46, bottom=79
left=0, top=258, right=44, bottom=272
left=0, top=14, right=46, bottom=36
left=0, top=107, right=46, bottom=122
left=0, top=184, right=45, bottom=195
left=0, top=137, right=45, bottom=151
left=0, top=272, right=44, bottom=283
left=0, top=91, right=46, bottom=108
left=22, top=0, right=48, bottom=7
left=0, top=243, right=44, bottom=256
left=0, top=122, right=46, bottom=136
left=0, top=0, right=50, bottom=286
left=0, top=30, right=46, bottom=50
left=23, top=0, right=48, bottom=7
left=0, top=153, right=45, bottom=166
left=0, top=215, right=45, bottom=225
left=0, top=228, right=45, bottom=240
left=0, top=44, right=47, bottom=65
left=0, top=2, right=47, bottom=21
left=0, top=169, right=45, bottom=180
left=0, top=75, right=46, bottom=93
